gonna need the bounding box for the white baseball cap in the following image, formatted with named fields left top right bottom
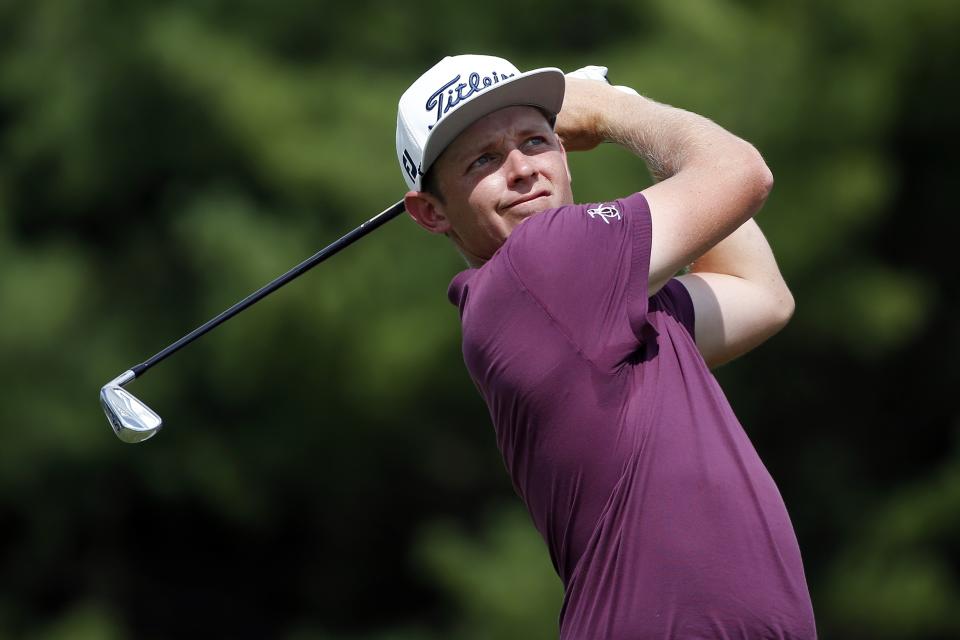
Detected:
left=396, top=54, right=565, bottom=191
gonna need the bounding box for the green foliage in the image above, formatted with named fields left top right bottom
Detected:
left=414, top=506, right=562, bottom=640
left=0, top=0, right=958, bottom=637
left=825, top=442, right=960, bottom=637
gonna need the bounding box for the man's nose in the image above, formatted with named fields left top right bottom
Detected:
left=504, top=149, right=536, bottom=186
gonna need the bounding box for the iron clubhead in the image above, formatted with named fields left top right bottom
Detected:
left=100, top=371, right=162, bottom=443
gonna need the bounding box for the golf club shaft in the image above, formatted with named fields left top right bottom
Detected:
left=129, top=199, right=406, bottom=380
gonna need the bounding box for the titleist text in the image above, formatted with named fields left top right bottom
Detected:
left=425, top=70, right=516, bottom=129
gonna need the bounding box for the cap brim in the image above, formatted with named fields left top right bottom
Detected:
left=419, top=67, right=565, bottom=178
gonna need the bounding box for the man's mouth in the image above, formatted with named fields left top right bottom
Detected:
left=502, top=190, right=551, bottom=212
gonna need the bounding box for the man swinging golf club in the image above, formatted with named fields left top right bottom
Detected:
left=397, top=55, right=816, bottom=639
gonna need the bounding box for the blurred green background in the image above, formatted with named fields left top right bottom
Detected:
left=1, top=0, right=958, bottom=637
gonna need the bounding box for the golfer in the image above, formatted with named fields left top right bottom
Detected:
left=396, top=55, right=816, bottom=639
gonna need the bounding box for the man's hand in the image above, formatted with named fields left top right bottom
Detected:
left=555, top=77, right=619, bottom=152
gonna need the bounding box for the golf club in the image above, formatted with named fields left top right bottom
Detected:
left=100, top=199, right=406, bottom=443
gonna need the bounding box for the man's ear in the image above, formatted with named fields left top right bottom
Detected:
left=404, top=191, right=451, bottom=235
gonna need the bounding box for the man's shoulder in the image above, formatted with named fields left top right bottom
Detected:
left=501, top=192, right=649, bottom=275
left=448, top=192, right=651, bottom=312
left=509, top=192, right=649, bottom=244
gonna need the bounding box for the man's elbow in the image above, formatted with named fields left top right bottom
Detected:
left=768, top=285, right=795, bottom=334
left=757, top=158, right=774, bottom=205
left=739, top=144, right=774, bottom=215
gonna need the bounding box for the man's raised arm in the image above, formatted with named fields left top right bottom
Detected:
left=556, top=77, right=792, bottom=367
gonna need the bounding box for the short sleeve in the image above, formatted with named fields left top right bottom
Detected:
left=502, top=192, right=654, bottom=369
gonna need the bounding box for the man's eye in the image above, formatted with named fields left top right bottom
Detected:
left=525, top=136, right=547, bottom=147
left=471, top=153, right=495, bottom=169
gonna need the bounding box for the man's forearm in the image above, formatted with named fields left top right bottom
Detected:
left=559, top=79, right=765, bottom=184
left=601, top=96, right=721, bottom=183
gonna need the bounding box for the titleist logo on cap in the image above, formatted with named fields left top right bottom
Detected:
left=426, top=70, right=517, bottom=129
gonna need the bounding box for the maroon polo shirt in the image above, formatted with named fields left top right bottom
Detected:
left=447, top=192, right=816, bottom=639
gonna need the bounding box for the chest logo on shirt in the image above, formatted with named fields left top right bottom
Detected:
left=586, top=203, right=621, bottom=224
